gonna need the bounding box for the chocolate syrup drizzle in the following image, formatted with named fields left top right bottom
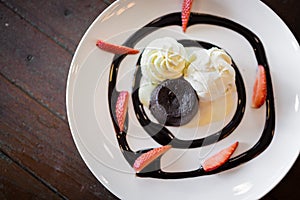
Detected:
left=108, top=13, right=275, bottom=179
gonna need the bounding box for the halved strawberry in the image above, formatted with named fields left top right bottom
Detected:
left=115, top=91, right=129, bottom=132
left=202, top=141, right=239, bottom=172
left=181, top=0, right=193, bottom=32
left=96, top=40, right=139, bottom=55
left=133, top=145, right=172, bottom=173
left=252, top=65, right=267, bottom=108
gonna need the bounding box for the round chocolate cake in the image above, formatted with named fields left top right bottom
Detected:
left=149, top=78, right=199, bottom=126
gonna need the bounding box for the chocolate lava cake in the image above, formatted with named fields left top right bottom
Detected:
left=149, top=78, right=199, bottom=126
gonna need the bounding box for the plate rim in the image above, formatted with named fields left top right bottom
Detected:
left=66, top=0, right=300, bottom=199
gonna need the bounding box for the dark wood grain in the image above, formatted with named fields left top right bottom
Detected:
left=0, top=76, right=115, bottom=199
left=1, top=0, right=111, bottom=53
left=0, top=3, right=70, bottom=121
left=1, top=151, right=60, bottom=200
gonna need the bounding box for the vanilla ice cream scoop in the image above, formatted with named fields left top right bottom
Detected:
left=140, top=37, right=187, bottom=84
left=184, top=47, right=235, bottom=102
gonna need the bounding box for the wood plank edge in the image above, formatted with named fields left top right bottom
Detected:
left=1, top=150, right=68, bottom=200
left=1, top=0, right=73, bottom=55
left=0, top=72, right=67, bottom=124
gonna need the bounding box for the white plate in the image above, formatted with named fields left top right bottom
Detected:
left=66, top=0, right=300, bottom=199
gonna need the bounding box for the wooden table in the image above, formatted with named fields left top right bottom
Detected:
left=1, top=0, right=299, bottom=199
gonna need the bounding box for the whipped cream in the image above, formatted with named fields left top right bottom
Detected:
left=184, top=47, right=235, bottom=102
left=139, top=37, right=188, bottom=107
left=139, top=37, right=235, bottom=106
left=139, top=77, right=157, bottom=107
left=140, top=37, right=187, bottom=84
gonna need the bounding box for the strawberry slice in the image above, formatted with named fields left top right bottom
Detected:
left=96, top=40, right=139, bottom=55
left=252, top=65, right=267, bottom=108
left=133, top=145, right=172, bottom=173
left=115, top=91, right=129, bottom=132
left=181, top=0, right=193, bottom=32
left=202, top=141, right=239, bottom=172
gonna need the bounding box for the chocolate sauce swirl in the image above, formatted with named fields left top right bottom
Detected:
left=108, top=13, right=275, bottom=178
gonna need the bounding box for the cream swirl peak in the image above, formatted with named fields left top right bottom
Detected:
left=140, top=37, right=187, bottom=84
left=184, top=47, right=236, bottom=102
left=139, top=38, right=235, bottom=105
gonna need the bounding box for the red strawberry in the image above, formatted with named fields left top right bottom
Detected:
left=182, top=0, right=193, bottom=32
left=115, top=91, right=129, bottom=132
left=252, top=65, right=267, bottom=108
left=96, top=40, right=139, bottom=55
left=202, top=141, right=239, bottom=172
left=133, top=145, right=172, bottom=173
